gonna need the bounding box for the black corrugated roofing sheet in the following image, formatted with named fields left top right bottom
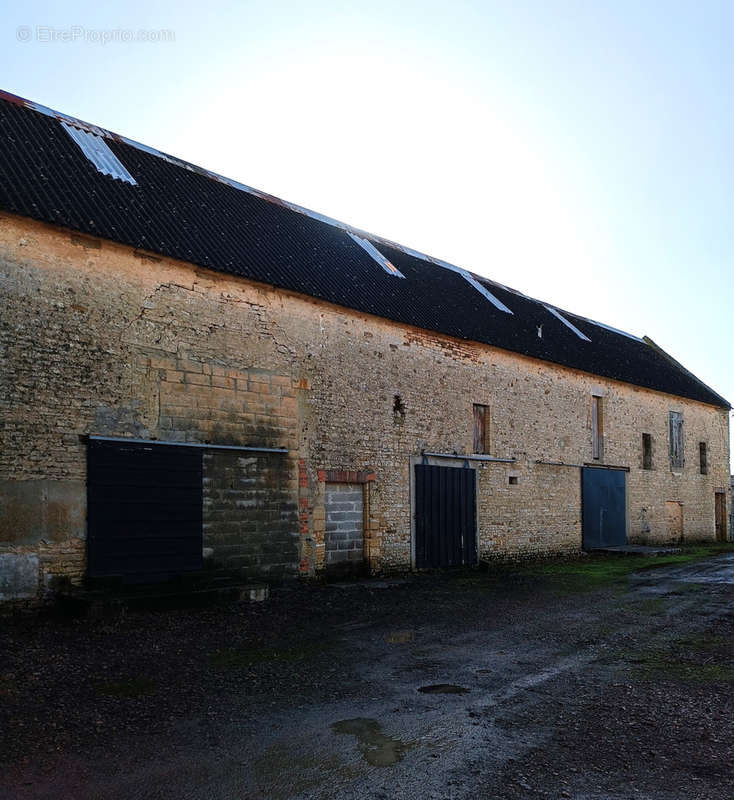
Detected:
left=0, top=94, right=728, bottom=408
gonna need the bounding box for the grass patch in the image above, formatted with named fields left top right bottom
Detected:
left=627, top=651, right=734, bottom=683
left=209, top=640, right=330, bottom=669
left=522, top=543, right=734, bottom=593
left=625, top=629, right=734, bottom=683
left=451, top=574, right=487, bottom=588
left=634, top=596, right=667, bottom=615
left=673, top=634, right=734, bottom=652
left=95, top=676, right=157, bottom=698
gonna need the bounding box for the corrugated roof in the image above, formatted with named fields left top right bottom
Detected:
left=0, top=90, right=728, bottom=409
left=61, top=122, right=137, bottom=184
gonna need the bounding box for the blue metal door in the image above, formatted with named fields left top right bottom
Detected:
left=582, top=468, right=627, bottom=549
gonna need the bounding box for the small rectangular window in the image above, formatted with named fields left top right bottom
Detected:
left=642, top=433, right=652, bottom=470
left=473, top=404, right=490, bottom=454
left=699, top=442, right=708, bottom=475
left=592, top=395, right=603, bottom=460
left=669, top=411, right=684, bottom=469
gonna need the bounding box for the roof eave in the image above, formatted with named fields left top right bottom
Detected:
left=642, top=336, right=731, bottom=409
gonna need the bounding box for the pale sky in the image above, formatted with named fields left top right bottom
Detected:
left=3, top=0, right=733, bottom=464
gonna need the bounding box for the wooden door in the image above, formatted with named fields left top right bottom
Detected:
left=715, top=492, right=727, bottom=542
left=665, top=501, right=683, bottom=541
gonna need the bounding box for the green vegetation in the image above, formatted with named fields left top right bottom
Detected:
left=209, top=639, right=329, bottom=669
left=631, top=653, right=734, bottom=682
left=626, top=630, right=734, bottom=683
left=627, top=651, right=734, bottom=683
left=521, top=542, right=734, bottom=592
left=633, top=596, right=666, bottom=615
left=674, top=633, right=734, bottom=652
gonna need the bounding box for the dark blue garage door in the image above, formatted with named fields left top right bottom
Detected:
left=414, top=464, right=477, bottom=568
left=582, top=467, right=627, bottom=549
left=87, top=439, right=203, bottom=580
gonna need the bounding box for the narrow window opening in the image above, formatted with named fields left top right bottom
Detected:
left=473, top=404, right=490, bottom=454
left=591, top=395, right=603, bottom=460
left=393, top=394, right=406, bottom=420
left=699, top=442, right=708, bottom=475
left=508, top=475, right=518, bottom=485
left=642, top=433, right=652, bottom=470
left=669, top=411, right=684, bottom=469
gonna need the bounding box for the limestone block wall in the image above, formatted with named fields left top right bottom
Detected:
left=0, top=210, right=730, bottom=601
left=477, top=461, right=581, bottom=559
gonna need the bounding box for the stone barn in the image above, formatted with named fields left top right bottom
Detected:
left=0, top=91, right=730, bottom=605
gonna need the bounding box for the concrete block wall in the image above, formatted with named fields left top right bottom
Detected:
left=324, top=483, right=365, bottom=572
left=0, top=211, right=730, bottom=601
left=203, top=451, right=299, bottom=581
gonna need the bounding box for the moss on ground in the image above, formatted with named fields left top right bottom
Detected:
left=627, top=652, right=734, bottom=683
left=624, top=628, right=734, bottom=684
left=519, top=542, right=734, bottom=592
left=209, top=640, right=331, bottom=669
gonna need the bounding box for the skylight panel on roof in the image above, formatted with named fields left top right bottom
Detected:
left=425, top=256, right=512, bottom=313
left=347, top=232, right=405, bottom=278
left=61, top=122, right=137, bottom=185
left=585, top=319, right=644, bottom=342
left=458, top=270, right=513, bottom=313
left=543, top=305, right=591, bottom=341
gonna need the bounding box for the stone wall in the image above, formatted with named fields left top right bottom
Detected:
left=0, top=211, right=730, bottom=601
left=478, top=461, right=582, bottom=559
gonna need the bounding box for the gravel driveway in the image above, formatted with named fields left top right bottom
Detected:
left=2, top=549, right=734, bottom=799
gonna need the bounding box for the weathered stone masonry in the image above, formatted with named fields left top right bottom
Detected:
left=0, top=211, right=730, bottom=602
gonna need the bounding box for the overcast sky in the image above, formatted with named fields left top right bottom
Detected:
left=3, top=0, right=733, bottom=463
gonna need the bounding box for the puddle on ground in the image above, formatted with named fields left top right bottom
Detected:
left=417, top=683, right=469, bottom=694
left=332, top=718, right=410, bottom=766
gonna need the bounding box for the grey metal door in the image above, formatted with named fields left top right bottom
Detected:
left=582, top=467, right=627, bottom=548
left=414, top=464, right=477, bottom=568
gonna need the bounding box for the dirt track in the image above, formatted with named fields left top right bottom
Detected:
left=3, top=550, right=734, bottom=799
